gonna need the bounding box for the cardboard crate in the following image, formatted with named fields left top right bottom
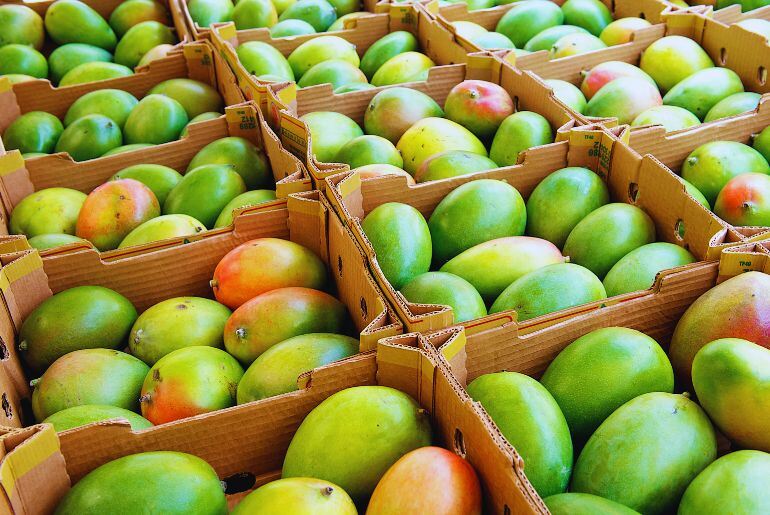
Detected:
left=276, top=52, right=583, bottom=187
left=0, top=191, right=402, bottom=429
left=427, top=0, right=672, bottom=63
left=325, top=124, right=742, bottom=334
left=0, top=333, right=543, bottom=515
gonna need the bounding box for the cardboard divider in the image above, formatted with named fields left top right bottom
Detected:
left=0, top=191, right=402, bottom=428
left=325, top=123, right=739, bottom=334
left=0, top=333, right=544, bottom=515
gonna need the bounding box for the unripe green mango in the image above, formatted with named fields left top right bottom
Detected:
left=489, top=111, right=553, bottom=167
left=232, top=478, right=356, bottom=514
left=10, top=188, right=85, bottom=237
left=214, top=189, right=277, bottom=227
left=0, top=4, right=44, bottom=50
left=109, top=0, right=170, bottom=38
left=164, top=164, right=247, bottom=228
left=414, top=150, right=497, bottom=182
left=603, top=242, right=696, bottom=297
left=48, top=44, right=114, bottom=85
left=302, top=111, right=363, bottom=163
left=188, top=0, right=234, bottom=27
left=111, top=163, right=183, bottom=205
left=524, top=25, right=589, bottom=52
left=545, top=493, right=640, bottom=515
left=43, top=404, right=152, bottom=432
left=188, top=136, right=272, bottom=189
left=118, top=214, right=206, bottom=249
left=397, top=117, right=486, bottom=175
left=59, top=61, right=133, bottom=86
left=148, top=78, right=223, bottom=119
left=233, top=0, right=277, bottom=29
left=297, top=59, right=367, bottom=89
left=55, top=114, right=123, bottom=161
left=561, top=0, right=613, bottom=36
left=28, top=234, right=86, bottom=251
left=400, top=271, right=486, bottom=323
left=663, top=67, right=744, bottom=120
left=639, top=36, right=714, bottom=92
left=64, top=89, right=139, bottom=129
left=124, top=94, right=188, bottom=144
left=237, top=41, right=294, bottom=82
left=631, top=105, right=701, bottom=132
left=278, top=0, right=337, bottom=32
left=0, top=44, right=48, bottom=78
left=495, top=0, right=564, bottom=48
left=44, top=0, right=117, bottom=51
left=371, top=52, right=434, bottom=87
left=288, top=36, right=359, bottom=79
left=703, top=91, right=761, bottom=122
left=3, top=111, right=63, bottom=154
left=360, top=31, right=419, bottom=80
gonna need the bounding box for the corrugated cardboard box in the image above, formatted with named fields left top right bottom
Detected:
left=0, top=332, right=543, bottom=514
left=0, top=191, right=402, bottom=429
left=325, top=124, right=740, bottom=334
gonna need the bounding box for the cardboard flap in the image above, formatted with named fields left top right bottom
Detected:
left=376, top=333, right=438, bottom=408
left=718, top=241, right=770, bottom=281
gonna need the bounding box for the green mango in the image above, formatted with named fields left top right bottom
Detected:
left=561, top=0, right=613, bottom=36
left=639, top=35, right=714, bottom=92
left=490, top=262, right=606, bottom=319
left=563, top=203, right=656, bottom=279
left=3, top=74, right=36, bottom=84
left=124, top=94, right=188, bottom=144
left=334, top=82, right=375, bottom=93
left=545, top=493, right=641, bottom=515
left=360, top=31, right=419, bottom=80
left=114, top=21, right=175, bottom=69
left=188, top=0, right=234, bottom=27
left=682, top=178, right=710, bottom=209
left=452, top=21, right=487, bottom=41
left=397, top=117, right=486, bottom=175
left=137, top=43, right=174, bottom=67
left=663, top=67, right=744, bottom=120
left=735, top=17, right=770, bottom=38
left=631, top=105, right=701, bottom=131
left=232, top=478, right=356, bottom=515
left=0, top=4, right=44, bottom=50
left=55, top=114, right=123, bottom=161
left=237, top=41, right=294, bottom=81
left=278, top=0, right=337, bottom=32
left=27, top=234, right=86, bottom=251
left=59, top=61, right=133, bottom=86
left=102, top=143, right=154, bottom=156
left=440, top=236, right=564, bottom=302
left=0, top=44, right=47, bottom=78
left=10, top=188, right=86, bottom=237
left=327, top=11, right=367, bottom=31
left=541, top=327, right=674, bottom=443
left=327, top=0, right=360, bottom=15
left=238, top=333, right=358, bottom=403
left=32, top=349, right=149, bottom=421
left=495, top=0, right=564, bottom=48
left=108, top=0, right=170, bottom=38
left=399, top=271, right=486, bottom=323
left=3, top=111, right=63, bottom=154
left=526, top=167, right=609, bottom=248
left=754, top=124, right=770, bottom=163
left=270, top=19, right=316, bottom=37
left=288, top=35, right=359, bottom=79
left=550, top=33, right=607, bottom=58
left=187, top=136, right=271, bottom=189
left=603, top=242, right=696, bottom=296
left=21, top=152, right=47, bottom=159
left=164, top=164, right=246, bottom=228
left=364, top=87, right=444, bottom=144
left=180, top=111, right=221, bottom=137
left=48, top=44, right=113, bottom=85
left=233, top=0, right=278, bottom=29
left=149, top=78, right=223, bottom=119
left=335, top=135, right=402, bottom=168
left=297, top=59, right=367, bottom=89
left=282, top=386, right=432, bottom=503
left=371, top=52, right=434, bottom=87
left=43, top=404, right=152, bottom=432
left=361, top=202, right=431, bottom=289
left=681, top=140, right=770, bottom=205
left=111, top=164, right=183, bottom=205
left=489, top=111, right=553, bottom=167
left=467, top=372, right=572, bottom=498
left=414, top=150, right=498, bottom=182
left=64, top=89, right=138, bottom=129
left=704, top=91, right=761, bottom=122
left=429, top=179, right=526, bottom=264
left=679, top=450, right=770, bottom=514
left=55, top=452, right=227, bottom=514
left=546, top=79, right=588, bottom=114
left=301, top=111, right=363, bottom=163
left=524, top=25, right=589, bottom=52
left=118, top=214, right=206, bottom=249
left=472, top=31, right=516, bottom=50
left=19, top=285, right=137, bottom=373
left=585, top=77, right=663, bottom=125
left=44, top=0, right=117, bottom=51
left=214, top=189, right=277, bottom=228
left=571, top=392, right=717, bottom=514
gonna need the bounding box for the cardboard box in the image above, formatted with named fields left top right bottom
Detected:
left=276, top=51, right=582, bottom=187
left=427, top=0, right=672, bottom=63
left=0, top=191, right=402, bottom=429
left=0, top=332, right=543, bottom=515
left=325, top=124, right=741, bottom=334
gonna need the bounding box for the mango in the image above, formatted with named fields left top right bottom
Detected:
left=414, top=150, right=498, bottom=182
left=111, top=163, right=183, bottom=205
left=164, top=164, right=246, bottom=228
left=188, top=0, right=234, bottom=27
left=561, top=0, right=612, bottom=36
left=692, top=338, right=770, bottom=451
left=631, top=105, right=701, bottom=131
left=187, top=136, right=270, bottom=189
left=398, top=117, right=486, bottom=175
left=211, top=238, right=327, bottom=309
left=453, top=21, right=487, bottom=41
left=236, top=41, right=294, bottom=82
left=586, top=77, right=662, bottom=124
left=580, top=61, right=656, bottom=100
left=526, top=167, right=609, bottom=248
left=546, top=79, right=587, bottom=114
left=278, top=0, right=337, bottom=32
left=551, top=33, right=607, bottom=58
left=28, top=234, right=86, bottom=251
left=327, top=0, right=361, bottom=18
left=148, top=78, right=223, bottom=119
left=495, top=0, right=564, bottom=48
left=571, top=392, right=717, bottom=514
left=361, top=202, right=432, bottom=289
left=640, top=36, right=714, bottom=92
left=59, top=61, right=133, bottom=86
left=214, top=189, right=277, bottom=227
left=603, top=242, right=696, bottom=296
left=282, top=386, right=432, bottom=502
left=489, top=111, right=553, bottom=166
left=233, top=0, right=278, bottom=29
left=361, top=31, right=419, bottom=79
left=270, top=19, right=316, bottom=36
left=238, top=332, right=357, bottom=402
left=102, top=143, right=154, bottom=156
left=472, top=32, right=515, bottom=50
left=63, top=89, right=139, bottom=129
left=288, top=36, right=360, bottom=78
left=754, top=124, right=770, bottom=162
left=0, top=4, right=44, bottom=50
left=3, top=111, right=63, bottom=154
left=55, top=114, right=123, bottom=161
left=10, top=188, right=86, bottom=237
left=109, top=0, right=170, bottom=38
left=327, top=11, right=368, bottom=31
left=371, top=52, right=435, bottom=86
left=138, top=43, right=174, bottom=66
left=0, top=44, right=47, bottom=78
left=563, top=203, right=656, bottom=279
left=400, top=271, right=486, bottom=323
left=467, top=372, right=572, bottom=497
left=355, top=164, right=414, bottom=184
left=140, top=346, right=243, bottom=424
left=335, top=134, right=402, bottom=168
left=678, top=450, right=770, bottom=514
left=55, top=452, right=227, bottom=514
left=714, top=172, right=770, bottom=226
left=232, top=478, right=356, bottom=515
left=367, top=447, right=482, bottom=515
left=545, top=493, right=641, bottom=515
left=180, top=111, right=221, bottom=137
left=683, top=178, right=710, bottom=209
left=364, top=87, right=444, bottom=144
left=541, top=327, right=674, bottom=442
left=704, top=91, right=761, bottom=122
left=118, top=214, right=206, bottom=248
left=302, top=111, right=363, bottom=163
left=681, top=140, right=770, bottom=205
left=524, top=25, right=589, bottom=52
left=600, top=17, right=652, bottom=46
left=297, top=59, right=367, bottom=89
left=32, top=349, right=149, bottom=421
left=114, top=21, right=174, bottom=68
left=445, top=80, right=514, bottom=140
left=3, top=74, right=36, bottom=84
left=44, top=0, right=117, bottom=51
left=663, top=67, right=744, bottom=120
left=124, top=94, right=189, bottom=144
left=43, top=404, right=152, bottom=432
left=736, top=17, right=770, bottom=37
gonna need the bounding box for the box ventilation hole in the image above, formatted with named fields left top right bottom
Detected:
left=222, top=472, right=256, bottom=494
left=675, top=219, right=686, bottom=240
left=0, top=338, right=8, bottom=360
left=503, top=505, right=511, bottom=515
left=360, top=298, right=368, bottom=319
left=628, top=182, right=639, bottom=203
left=337, top=255, right=343, bottom=277
left=720, top=48, right=728, bottom=66
left=1, top=394, right=11, bottom=419
left=454, top=428, right=467, bottom=457
left=759, top=66, right=768, bottom=86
